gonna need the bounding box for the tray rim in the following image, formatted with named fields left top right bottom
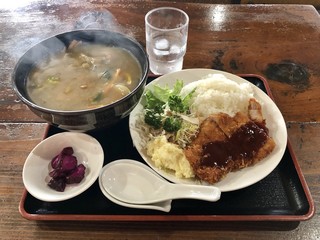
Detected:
left=19, top=73, right=315, bottom=222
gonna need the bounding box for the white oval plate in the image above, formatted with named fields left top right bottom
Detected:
left=129, top=69, right=287, bottom=192
left=23, top=132, right=104, bottom=202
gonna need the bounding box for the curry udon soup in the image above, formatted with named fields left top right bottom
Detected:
left=27, top=42, right=142, bottom=111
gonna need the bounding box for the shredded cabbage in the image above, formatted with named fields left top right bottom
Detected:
left=137, top=79, right=199, bottom=148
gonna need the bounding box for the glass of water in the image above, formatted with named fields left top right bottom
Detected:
left=145, top=7, right=189, bottom=75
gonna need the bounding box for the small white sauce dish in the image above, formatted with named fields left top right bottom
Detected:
left=22, top=132, right=104, bottom=202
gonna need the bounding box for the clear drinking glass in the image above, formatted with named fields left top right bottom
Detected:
left=145, top=7, right=189, bottom=75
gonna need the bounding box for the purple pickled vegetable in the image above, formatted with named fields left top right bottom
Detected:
left=47, top=146, right=87, bottom=192
left=49, top=169, right=66, bottom=179
left=60, top=155, right=77, bottom=172
left=50, top=147, right=73, bottom=169
left=61, top=146, right=74, bottom=156
left=48, top=177, right=66, bottom=192
left=66, top=164, right=86, bottom=184
left=51, top=154, right=61, bottom=169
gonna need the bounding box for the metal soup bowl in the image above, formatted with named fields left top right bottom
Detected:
left=12, top=30, right=149, bottom=132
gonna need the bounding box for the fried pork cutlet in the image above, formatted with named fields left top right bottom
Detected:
left=184, top=98, right=276, bottom=184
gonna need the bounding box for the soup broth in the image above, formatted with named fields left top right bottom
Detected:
left=27, top=43, right=142, bottom=111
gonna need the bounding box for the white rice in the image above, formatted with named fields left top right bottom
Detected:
left=180, top=73, right=254, bottom=118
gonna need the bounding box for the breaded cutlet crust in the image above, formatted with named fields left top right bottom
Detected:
left=184, top=98, right=276, bottom=184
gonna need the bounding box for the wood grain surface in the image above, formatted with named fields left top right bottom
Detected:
left=0, top=1, right=319, bottom=239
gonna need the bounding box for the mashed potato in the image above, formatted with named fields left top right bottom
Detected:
left=180, top=73, right=254, bottom=118
left=146, top=136, right=194, bottom=178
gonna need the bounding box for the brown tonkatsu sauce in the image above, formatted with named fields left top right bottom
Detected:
left=200, top=121, right=268, bottom=168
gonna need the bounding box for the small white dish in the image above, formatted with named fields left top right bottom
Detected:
left=99, top=160, right=172, bottom=212
left=22, top=132, right=104, bottom=202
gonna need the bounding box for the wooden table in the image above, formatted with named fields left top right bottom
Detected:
left=0, top=0, right=319, bottom=239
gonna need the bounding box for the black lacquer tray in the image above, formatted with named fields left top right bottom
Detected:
left=19, top=74, right=314, bottom=221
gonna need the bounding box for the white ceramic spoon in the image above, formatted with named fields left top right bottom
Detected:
left=99, top=163, right=172, bottom=212
left=101, top=159, right=221, bottom=205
